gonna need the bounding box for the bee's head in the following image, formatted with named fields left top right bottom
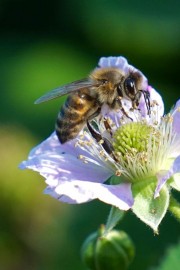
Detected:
left=117, top=70, right=148, bottom=100
left=90, top=67, right=149, bottom=108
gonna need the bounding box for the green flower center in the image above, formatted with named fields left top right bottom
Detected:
left=112, top=122, right=162, bottom=182
left=113, top=122, right=158, bottom=161
left=113, top=122, right=151, bottom=153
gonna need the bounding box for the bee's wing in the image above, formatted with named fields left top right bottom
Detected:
left=34, top=79, right=98, bottom=104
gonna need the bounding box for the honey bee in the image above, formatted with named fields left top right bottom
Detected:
left=35, top=60, right=150, bottom=151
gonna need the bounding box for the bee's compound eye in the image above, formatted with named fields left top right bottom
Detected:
left=124, top=77, right=136, bottom=96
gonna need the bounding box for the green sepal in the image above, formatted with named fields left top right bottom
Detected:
left=103, top=176, right=126, bottom=234
left=105, top=206, right=125, bottom=234
left=131, top=178, right=170, bottom=232
left=110, top=175, right=123, bottom=185
left=171, top=173, right=180, bottom=191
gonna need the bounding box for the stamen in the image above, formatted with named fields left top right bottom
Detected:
left=115, top=170, right=121, bottom=176
left=99, top=139, right=104, bottom=145
left=77, top=154, right=88, bottom=164
left=75, top=96, right=176, bottom=184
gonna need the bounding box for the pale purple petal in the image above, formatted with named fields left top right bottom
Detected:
left=172, top=99, right=180, bottom=133
left=172, top=155, right=180, bottom=174
left=98, top=56, right=129, bottom=73
left=20, top=131, right=134, bottom=209
left=148, top=86, right=164, bottom=117
left=44, top=180, right=133, bottom=210
left=20, top=131, right=114, bottom=171
left=20, top=132, right=101, bottom=163
left=155, top=155, right=180, bottom=198
left=20, top=135, right=113, bottom=185
left=100, top=102, right=132, bottom=131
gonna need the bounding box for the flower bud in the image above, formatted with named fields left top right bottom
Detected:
left=81, top=226, right=135, bottom=270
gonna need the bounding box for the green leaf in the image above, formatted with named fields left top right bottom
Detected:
left=132, top=179, right=170, bottom=232
left=169, top=196, right=180, bottom=223
left=151, top=241, right=180, bottom=270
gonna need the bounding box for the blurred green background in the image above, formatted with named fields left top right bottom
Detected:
left=0, top=0, right=179, bottom=269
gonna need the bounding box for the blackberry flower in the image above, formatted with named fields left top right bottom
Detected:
left=20, top=57, right=180, bottom=231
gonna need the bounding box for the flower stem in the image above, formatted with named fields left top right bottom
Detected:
left=104, top=206, right=125, bottom=234
left=169, top=196, right=180, bottom=222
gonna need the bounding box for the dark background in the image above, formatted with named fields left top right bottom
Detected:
left=0, top=0, right=179, bottom=269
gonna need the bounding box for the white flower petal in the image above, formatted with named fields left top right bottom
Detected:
left=155, top=155, right=180, bottom=198
left=98, top=56, right=129, bottom=73
left=20, top=153, right=113, bottom=185
left=44, top=180, right=134, bottom=210
left=19, top=131, right=115, bottom=186
left=22, top=132, right=103, bottom=163
left=148, top=86, right=164, bottom=117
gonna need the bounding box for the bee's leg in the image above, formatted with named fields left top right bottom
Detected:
left=103, top=118, right=113, bottom=137
left=86, top=106, right=114, bottom=154
left=115, top=98, right=133, bottom=121
left=87, top=121, right=114, bottom=156
left=131, top=91, right=141, bottom=110
left=142, top=90, right=151, bottom=116
left=134, top=90, right=151, bottom=116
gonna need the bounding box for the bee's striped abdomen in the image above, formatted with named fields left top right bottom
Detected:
left=55, top=90, right=98, bottom=143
